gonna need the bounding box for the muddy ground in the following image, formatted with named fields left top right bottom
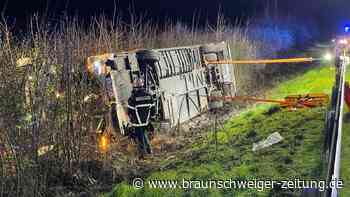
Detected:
left=45, top=102, right=250, bottom=197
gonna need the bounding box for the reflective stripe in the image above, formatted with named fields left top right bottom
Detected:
left=127, top=103, right=155, bottom=126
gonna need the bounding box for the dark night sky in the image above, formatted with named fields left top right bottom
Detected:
left=1, top=0, right=264, bottom=22
left=1, top=0, right=350, bottom=37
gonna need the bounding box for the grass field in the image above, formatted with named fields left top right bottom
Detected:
left=269, top=64, right=336, bottom=97
left=341, top=117, right=350, bottom=196
left=341, top=71, right=350, bottom=196
left=105, top=64, right=350, bottom=197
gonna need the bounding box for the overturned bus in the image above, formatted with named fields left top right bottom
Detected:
left=86, top=42, right=237, bottom=155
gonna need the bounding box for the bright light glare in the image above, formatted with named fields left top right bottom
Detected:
left=101, top=136, right=107, bottom=147
left=345, top=26, right=350, bottom=32
left=93, top=61, right=103, bottom=75
left=323, top=53, right=333, bottom=61
left=339, top=39, right=348, bottom=45
left=56, top=92, right=62, bottom=99
left=99, top=134, right=109, bottom=153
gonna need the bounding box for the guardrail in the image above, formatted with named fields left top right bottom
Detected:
left=324, top=54, right=348, bottom=197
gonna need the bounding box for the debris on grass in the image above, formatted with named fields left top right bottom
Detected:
left=252, top=132, right=283, bottom=151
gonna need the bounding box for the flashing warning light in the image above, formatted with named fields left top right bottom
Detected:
left=345, top=26, right=350, bottom=33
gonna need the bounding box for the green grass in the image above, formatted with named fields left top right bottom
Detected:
left=105, top=65, right=350, bottom=197
left=106, top=108, right=325, bottom=197
left=341, top=116, right=350, bottom=196
left=269, top=65, right=336, bottom=97
left=341, top=70, right=350, bottom=196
